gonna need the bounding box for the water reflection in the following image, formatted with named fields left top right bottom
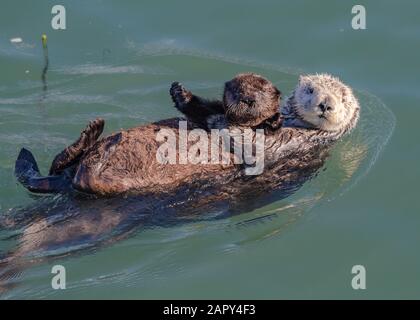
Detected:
left=0, top=135, right=366, bottom=294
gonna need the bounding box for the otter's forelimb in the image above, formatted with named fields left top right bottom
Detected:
left=258, top=112, right=284, bottom=134
left=170, top=82, right=224, bottom=130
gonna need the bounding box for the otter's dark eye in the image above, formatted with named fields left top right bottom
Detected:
left=306, top=87, right=314, bottom=94
left=240, top=97, right=255, bottom=106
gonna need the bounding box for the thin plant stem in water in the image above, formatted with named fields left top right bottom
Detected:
left=39, top=34, right=50, bottom=152
left=41, top=34, right=49, bottom=93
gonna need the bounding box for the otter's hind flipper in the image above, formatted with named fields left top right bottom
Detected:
left=15, top=148, right=40, bottom=182
left=15, top=148, right=71, bottom=194
left=49, top=118, right=104, bottom=175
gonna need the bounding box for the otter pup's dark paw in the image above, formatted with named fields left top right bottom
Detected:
left=80, top=118, right=105, bottom=149
left=263, top=113, right=283, bottom=134
left=170, top=82, right=193, bottom=109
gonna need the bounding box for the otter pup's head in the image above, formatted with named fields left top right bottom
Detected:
left=289, top=74, right=360, bottom=133
left=223, top=73, right=281, bottom=127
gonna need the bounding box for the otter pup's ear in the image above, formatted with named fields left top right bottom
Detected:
left=274, top=86, right=281, bottom=101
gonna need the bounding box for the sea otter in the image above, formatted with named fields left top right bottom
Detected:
left=14, top=73, right=359, bottom=197
left=1, top=73, right=360, bottom=293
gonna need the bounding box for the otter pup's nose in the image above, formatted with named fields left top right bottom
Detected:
left=318, top=102, right=327, bottom=112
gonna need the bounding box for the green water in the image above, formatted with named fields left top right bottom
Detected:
left=0, top=0, right=418, bottom=299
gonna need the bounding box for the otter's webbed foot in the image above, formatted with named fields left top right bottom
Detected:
left=49, top=118, right=105, bottom=175
left=170, top=82, right=193, bottom=111
left=78, top=118, right=105, bottom=150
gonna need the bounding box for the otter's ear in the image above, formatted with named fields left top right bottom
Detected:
left=298, top=75, right=305, bottom=84
left=298, top=75, right=311, bottom=86
left=341, top=86, right=353, bottom=104
left=274, top=86, right=281, bottom=101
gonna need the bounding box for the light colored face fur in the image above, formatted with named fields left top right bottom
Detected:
left=291, top=74, right=359, bottom=132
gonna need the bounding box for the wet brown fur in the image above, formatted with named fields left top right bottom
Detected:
left=72, top=119, right=234, bottom=195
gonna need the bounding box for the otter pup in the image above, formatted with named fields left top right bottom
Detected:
left=14, top=73, right=359, bottom=196
left=169, top=73, right=283, bottom=132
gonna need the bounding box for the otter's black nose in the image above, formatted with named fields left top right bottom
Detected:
left=318, top=102, right=326, bottom=112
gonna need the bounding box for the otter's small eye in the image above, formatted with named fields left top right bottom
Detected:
left=241, top=97, right=255, bottom=106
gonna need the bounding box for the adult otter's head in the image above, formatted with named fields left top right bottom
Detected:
left=223, top=73, right=281, bottom=127
left=287, top=74, right=360, bottom=133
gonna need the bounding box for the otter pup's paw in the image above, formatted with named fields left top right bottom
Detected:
left=265, top=113, right=283, bottom=131
left=79, top=118, right=105, bottom=149
left=170, top=82, right=193, bottom=109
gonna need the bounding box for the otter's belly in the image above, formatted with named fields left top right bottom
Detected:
left=71, top=121, right=230, bottom=195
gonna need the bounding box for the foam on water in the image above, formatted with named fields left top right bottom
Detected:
left=54, top=63, right=172, bottom=76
